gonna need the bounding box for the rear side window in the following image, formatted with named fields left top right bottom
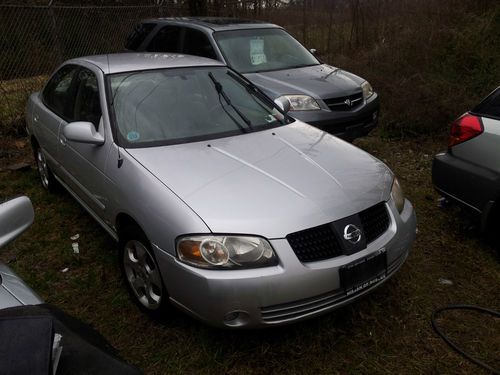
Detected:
left=72, top=68, right=102, bottom=129
left=472, top=88, right=500, bottom=119
left=42, top=64, right=79, bottom=120
left=146, top=25, right=182, bottom=53
left=182, top=28, right=217, bottom=60
left=125, top=23, right=156, bottom=50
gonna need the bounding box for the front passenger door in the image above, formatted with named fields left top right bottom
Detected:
left=58, top=67, right=112, bottom=219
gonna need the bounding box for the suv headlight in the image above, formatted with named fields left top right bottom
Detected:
left=277, top=95, right=320, bottom=111
left=177, top=235, right=278, bottom=269
left=361, top=81, right=374, bottom=100
left=391, top=177, right=405, bottom=213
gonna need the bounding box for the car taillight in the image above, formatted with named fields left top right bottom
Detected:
left=448, top=113, right=483, bottom=148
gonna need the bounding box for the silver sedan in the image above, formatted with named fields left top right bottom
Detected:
left=26, top=53, right=416, bottom=328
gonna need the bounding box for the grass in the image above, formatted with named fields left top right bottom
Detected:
left=0, top=131, right=498, bottom=374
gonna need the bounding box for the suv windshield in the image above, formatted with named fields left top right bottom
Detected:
left=214, top=28, right=320, bottom=73
left=109, top=67, right=289, bottom=147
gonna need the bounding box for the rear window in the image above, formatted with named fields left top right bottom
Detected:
left=472, top=87, right=500, bottom=119
left=125, top=23, right=156, bottom=50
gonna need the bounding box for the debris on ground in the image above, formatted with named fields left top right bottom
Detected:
left=438, top=277, right=453, bottom=286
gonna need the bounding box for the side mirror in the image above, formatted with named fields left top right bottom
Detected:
left=274, top=96, right=291, bottom=113
left=0, top=197, right=34, bottom=249
left=63, top=122, right=104, bottom=145
left=309, top=48, right=317, bottom=55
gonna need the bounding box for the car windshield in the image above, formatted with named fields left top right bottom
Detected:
left=109, top=67, right=289, bottom=147
left=214, top=28, right=320, bottom=73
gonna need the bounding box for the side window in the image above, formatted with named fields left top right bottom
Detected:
left=182, top=28, right=217, bottom=60
left=125, top=23, right=156, bottom=50
left=73, top=68, right=102, bottom=129
left=146, top=25, right=182, bottom=53
left=42, top=65, right=79, bottom=120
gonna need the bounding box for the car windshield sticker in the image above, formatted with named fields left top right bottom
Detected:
left=250, top=38, right=266, bottom=66
left=264, top=114, right=275, bottom=123
left=127, top=131, right=140, bottom=141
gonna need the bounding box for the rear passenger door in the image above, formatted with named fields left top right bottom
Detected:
left=34, top=64, right=79, bottom=174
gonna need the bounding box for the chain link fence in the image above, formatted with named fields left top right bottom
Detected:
left=0, top=3, right=178, bottom=135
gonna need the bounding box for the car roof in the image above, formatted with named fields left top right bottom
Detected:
left=66, top=53, right=225, bottom=74
left=140, top=17, right=282, bottom=32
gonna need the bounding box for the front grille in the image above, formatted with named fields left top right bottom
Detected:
left=287, top=203, right=391, bottom=263
left=286, top=223, right=342, bottom=263
left=359, top=202, right=390, bottom=243
left=324, top=92, right=363, bottom=111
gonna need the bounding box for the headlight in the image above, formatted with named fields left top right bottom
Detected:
left=177, top=235, right=278, bottom=269
left=277, top=95, right=320, bottom=111
left=391, top=177, right=405, bottom=214
left=361, top=81, right=374, bottom=100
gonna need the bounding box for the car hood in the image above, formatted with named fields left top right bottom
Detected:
left=243, top=64, right=364, bottom=99
left=126, top=122, right=392, bottom=239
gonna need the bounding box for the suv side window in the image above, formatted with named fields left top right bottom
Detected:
left=125, top=23, right=156, bottom=50
left=146, top=25, right=182, bottom=53
left=42, top=64, right=79, bottom=120
left=72, top=68, right=102, bottom=129
left=182, top=28, right=217, bottom=60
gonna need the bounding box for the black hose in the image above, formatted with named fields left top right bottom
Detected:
left=431, top=304, right=500, bottom=374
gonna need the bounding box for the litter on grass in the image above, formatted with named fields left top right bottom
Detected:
left=438, top=278, right=453, bottom=286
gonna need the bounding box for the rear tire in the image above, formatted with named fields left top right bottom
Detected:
left=34, top=146, right=59, bottom=192
left=119, top=225, right=168, bottom=315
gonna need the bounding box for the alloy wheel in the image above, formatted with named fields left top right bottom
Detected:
left=123, top=240, right=163, bottom=310
left=36, top=149, right=50, bottom=189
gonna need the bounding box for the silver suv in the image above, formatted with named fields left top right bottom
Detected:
left=125, top=17, right=380, bottom=141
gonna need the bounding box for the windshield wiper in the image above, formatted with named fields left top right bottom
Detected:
left=208, top=72, right=253, bottom=131
left=226, top=71, right=289, bottom=125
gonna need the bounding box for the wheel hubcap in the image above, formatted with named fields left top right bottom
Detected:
left=123, top=240, right=163, bottom=310
left=36, top=150, right=49, bottom=189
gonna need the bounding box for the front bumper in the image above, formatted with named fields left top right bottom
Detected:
left=155, top=198, right=416, bottom=328
left=289, top=94, right=380, bottom=141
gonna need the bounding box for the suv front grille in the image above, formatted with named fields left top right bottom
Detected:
left=324, top=92, right=363, bottom=111
left=286, top=203, right=390, bottom=263
left=286, top=223, right=342, bottom=263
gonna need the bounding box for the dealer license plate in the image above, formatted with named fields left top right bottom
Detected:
left=339, top=249, right=387, bottom=296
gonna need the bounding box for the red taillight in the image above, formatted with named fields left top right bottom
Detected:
left=448, top=113, right=483, bottom=148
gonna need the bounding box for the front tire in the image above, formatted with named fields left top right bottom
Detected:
left=119, top=226, right=167, bottom=313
